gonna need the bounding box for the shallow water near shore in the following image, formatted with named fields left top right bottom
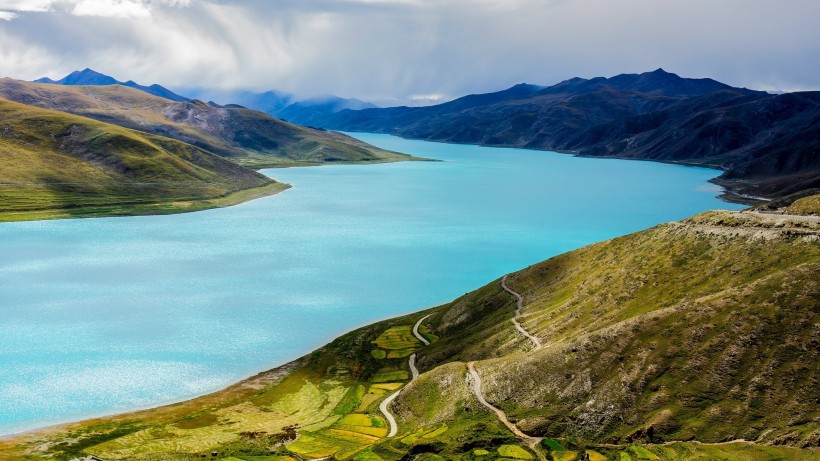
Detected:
left=0, top=133, right=743, bottom=435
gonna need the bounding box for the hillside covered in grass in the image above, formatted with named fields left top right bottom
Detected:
left=0, top=78, right=417, bottom=168
left=0, top=97, right=284, bottom=221
left=1, top=203, right=817, bottom=461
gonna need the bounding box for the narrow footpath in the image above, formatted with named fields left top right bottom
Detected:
left=466, top=362, right=543, bottom=448
left=501, top=275, right=542, bottom=348
left=459, top=276, right=545, bottom=459
left=467, top=362, right=544, bottom=460
left=380, top=314, right=433, bottom=438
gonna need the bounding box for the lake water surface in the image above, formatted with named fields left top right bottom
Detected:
left=0, top=133, right=743, bottom=435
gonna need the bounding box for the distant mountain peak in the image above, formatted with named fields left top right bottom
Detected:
left=49, top=68, right=118, bottom=86
left=32, top=68, right=188, bottom=102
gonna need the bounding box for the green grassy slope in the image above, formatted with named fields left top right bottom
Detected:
left=407, top=210, right=819, bottom=447
left=0, top=97, right=285, bottom=221
left=0, top=78, right=417, bottom=167
left=1, top=206, right=817, bottom=460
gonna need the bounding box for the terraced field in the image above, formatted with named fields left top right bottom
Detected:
left=372, top=326, right=422, bottom=359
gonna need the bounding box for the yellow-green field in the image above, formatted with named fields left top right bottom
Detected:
left=371, top=326, right=422, bottom=358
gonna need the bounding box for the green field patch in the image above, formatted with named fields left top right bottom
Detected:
left=422, top=424, right=448, bottom=439
left=619, top=453, right=632, bottom=461
left=400, top=423, right=448, bottom=445
left=335, top=425, right=389, bottom=438
left=354, top=448, right=384, bottom=461
left=301, top=414, right=341, bottom=432
left=473, top=449, right=490, bottom=456
left=586, top=450, right=607, bottom=461
left=238, top=457, right=298, bottom=461
left=328, top=428, right=381, bottom=443
left=498, top=444, right=533, bottom=459
left=173, top=411, right=218, bottom=429
left=339, top=414, right=377, bottom=427
left=334, top=413, right=388, bottom=437
left=542, top=438, right=565, bottom=451
left=418, top=325, right=439, bottom=343
left=371, top=349, right=387, bottom=359
left=629, top=445, right=659, bottom=460
left=371, top=371, right=409, bottom=383
left=370, top=382, right=404, bottom=392
left=386, top=348, right=416, bottom=358
left=288, top=427, right=379, bottom=460
left=551, top=451, right=577, bottom=461
left=287, top=433, right=344, bottom=459
left=334, top=384, right=366, bottom=415
left=357, top=393, right=384, bottom=411
left=371, top=326, right=420, bottom=358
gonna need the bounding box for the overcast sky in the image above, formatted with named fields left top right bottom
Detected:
left=0, top=0, right=818, bottom=104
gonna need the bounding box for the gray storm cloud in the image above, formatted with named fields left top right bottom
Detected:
left=0, top=0, right=818, bottom=104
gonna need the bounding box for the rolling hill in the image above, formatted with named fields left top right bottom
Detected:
left=307, top=69, right=820, bottom=201
left=2, top=200, right=817, bottom=460
left=0, top=78, right=416, bottom=168
left=0, top=97, right=284, bottom=221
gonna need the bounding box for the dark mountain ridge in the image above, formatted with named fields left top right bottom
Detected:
left=309, top=69, right=817, bottom=201
left=34, top=68, right=190, bottom=102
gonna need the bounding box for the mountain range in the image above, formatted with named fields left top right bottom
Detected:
left=33, top=69, right=375, bottom=125
left=304, top=69, right=820, bottom=201
left=34, top=68, right=190, bottom=102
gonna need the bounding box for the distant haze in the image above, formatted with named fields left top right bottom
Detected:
left=0, top=0, right=817, bottom=105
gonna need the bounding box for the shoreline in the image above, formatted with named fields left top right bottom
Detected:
left=0, top=181, right=291, bottom=224
left=339, top=130, right=775, bottom=206
left=0, top=153, right=435, bottom=224
left=0, top=300, right=449, bottom=442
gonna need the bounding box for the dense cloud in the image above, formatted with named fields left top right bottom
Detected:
left=0, top=0, right=817, bottom=104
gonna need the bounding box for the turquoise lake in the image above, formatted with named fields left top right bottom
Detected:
left=0, top=133, right=744, bottom=435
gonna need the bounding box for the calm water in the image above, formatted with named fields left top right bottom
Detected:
left=0, top=133, right=743, bottom=435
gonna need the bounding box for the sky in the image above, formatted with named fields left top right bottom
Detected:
left=0, top=0, right=818, bottom=105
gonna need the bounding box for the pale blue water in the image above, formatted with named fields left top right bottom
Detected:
left=0, top=133, right=743, bottom=435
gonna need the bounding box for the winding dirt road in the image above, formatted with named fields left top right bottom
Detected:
left=467, top=361, right=544, bottom=456
left=380, top=314, right=432, bottom=438
left=379, top=390, right=402, bottom=438
left=501, top=275, right=542, bottom=348
left=412, top=314, right=433, bottom=346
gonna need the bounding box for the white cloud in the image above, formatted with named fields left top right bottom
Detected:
left=0, top=0, right=818, bottom=102
left=409, top=94, right=446, bottom=102
left=0, top=10, right=17, bottom=19
left=0, top=0, right=54, bottom=12
left=0, top=0, right=190, bottom=18
left=70, top=0, right=150, bottom=18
